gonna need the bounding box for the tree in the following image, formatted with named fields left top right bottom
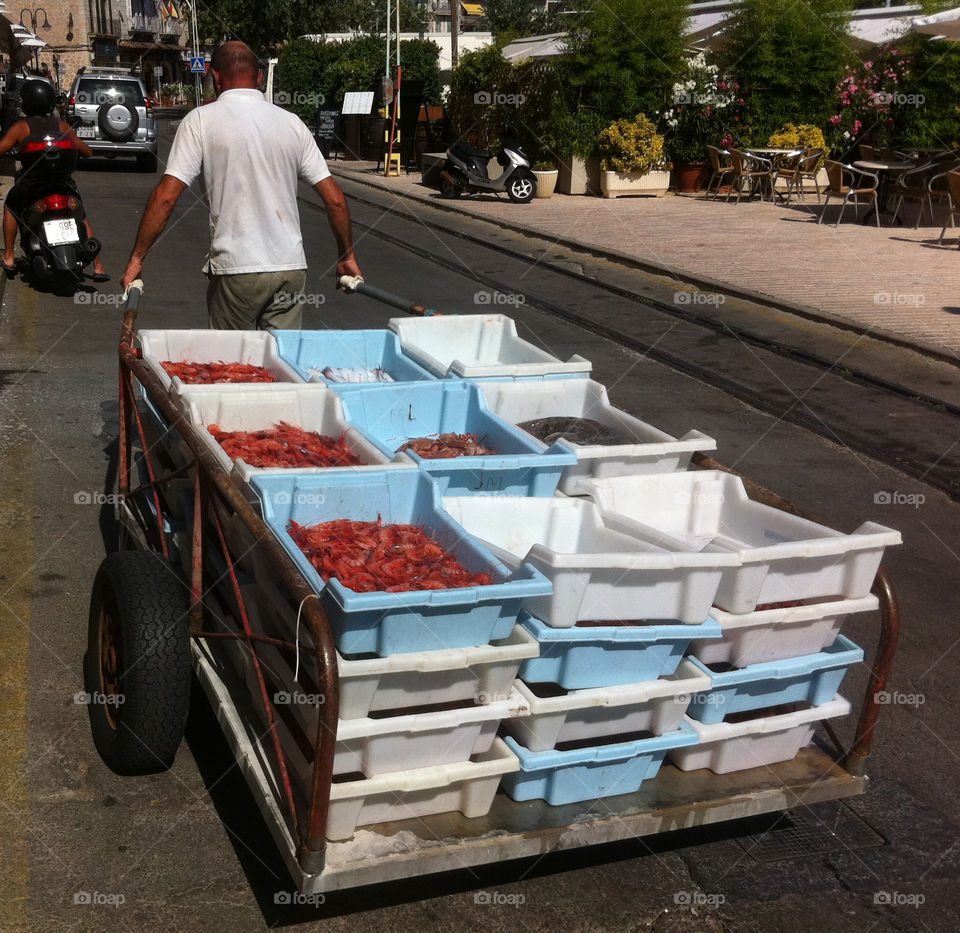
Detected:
left=546, top=0, right=688, bottom=156
left=720, top=0, right=855, bottom=143
left=481, top=0, right=571, bottom=38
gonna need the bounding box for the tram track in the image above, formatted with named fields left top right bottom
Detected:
left=309, top=182, right=960, bottom=499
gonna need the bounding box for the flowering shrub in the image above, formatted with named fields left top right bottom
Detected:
left=659, top=52, right=735, bottom=163
left=597, top=113, right=666, bottom=174
left=767, top=124, right=825, bottom=152
left=828, top=45, right=912, bottom=151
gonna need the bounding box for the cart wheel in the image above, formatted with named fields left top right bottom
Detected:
left=83, top=550, right=191, bottom=775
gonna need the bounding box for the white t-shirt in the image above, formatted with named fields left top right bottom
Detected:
left=165, top=88, right=331, bottom=275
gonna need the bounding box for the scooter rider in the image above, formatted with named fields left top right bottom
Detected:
left=0, top=78, right=108, bottom=280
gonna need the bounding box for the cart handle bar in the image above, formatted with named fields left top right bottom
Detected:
left=338, top=275, right=442, bottom=317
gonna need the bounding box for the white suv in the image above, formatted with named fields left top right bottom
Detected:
left=66, top=69, right=159, bottom=172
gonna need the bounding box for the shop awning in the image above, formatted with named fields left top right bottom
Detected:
left=460, top=3, right=484, bottom=16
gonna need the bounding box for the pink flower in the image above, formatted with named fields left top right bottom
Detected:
left=733, top=83, right=740, bottom=91
left=849, top=84, right=858, bottom=93
left=737, top=97, right=744, bottom=104
left=864, top=61, right=873, bottom=70
left=829, top=114, right=842, bottom=125
left=853, top=119, right=862, bottom=134
left=718, top=81, right=727, bottom=90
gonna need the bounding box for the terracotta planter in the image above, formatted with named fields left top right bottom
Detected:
left=599, top=169, right=671, bottom=199
left=675, top=161, right=709, bottom=193
left=533, top=169, right=558, bottom=199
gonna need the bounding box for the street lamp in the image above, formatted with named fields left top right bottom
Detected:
left=19, top=5, right=52, bottom=70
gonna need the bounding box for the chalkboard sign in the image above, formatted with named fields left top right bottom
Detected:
left=315, top=110, right=340, bottom=159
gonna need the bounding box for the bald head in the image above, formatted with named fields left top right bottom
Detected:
left=211, top=41, right=260, bottom=89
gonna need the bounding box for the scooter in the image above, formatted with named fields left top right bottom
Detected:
left=13, top=136, right=101, bottom=284
left=440, top=129, right=537, bottom=203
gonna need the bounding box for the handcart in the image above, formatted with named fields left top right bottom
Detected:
left=83, top=280, right=901, bottom=896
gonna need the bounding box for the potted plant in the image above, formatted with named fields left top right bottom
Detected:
left=660, top=52, right=733, bottom=192
left=597, top=113, right=670, bottom=198
left=532, top=160, right=559, bottom=198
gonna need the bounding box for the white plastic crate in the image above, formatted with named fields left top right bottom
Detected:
left=442, top=494, right=739, bottom=625
left=503, top=660, right=712, bottom=752
left=691, top=595, right=879, bottom=667
left=243, top=595, right=540, bottom=720
left=136, top=329, right=302, bottom=396
left=389, top=314, right=592, bottom=379
left=176, top=383, right=402, bottom=483
left=576, top=471, right=901, bottom=613
left=668, top=696, right=851, bottom=774
left=478, top=378, right=715, bottom=492
left=326, top=738, right=520, bottom=841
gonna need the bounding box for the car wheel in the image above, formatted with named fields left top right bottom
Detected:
left=97, top=102, right=139, bottom=143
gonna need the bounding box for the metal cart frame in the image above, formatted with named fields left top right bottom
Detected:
left=107, top=287, right=899, bottom=895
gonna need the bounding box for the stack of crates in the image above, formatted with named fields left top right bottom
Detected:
left=132, top=315, right=901, bottom=833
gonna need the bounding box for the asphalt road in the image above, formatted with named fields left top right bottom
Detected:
left=0, top=121, right=958, bottom=933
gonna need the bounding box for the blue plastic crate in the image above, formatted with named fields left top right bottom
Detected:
left=685, top=634, right=864, bottom=725
left=335, top=381, right=576, bottom=496
left=518, top=612, right=722, bottom=689
left=273, top=329, right=437, bottom=385
left=249, top=470, right=552, bottom=656
left=500, top=724, right=698, bottom=805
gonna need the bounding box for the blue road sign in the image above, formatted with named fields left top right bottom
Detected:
left=190, top=57, right=205, bottom=74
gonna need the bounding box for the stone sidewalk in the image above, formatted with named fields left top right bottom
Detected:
left=330, top=160, right=960, bottom=360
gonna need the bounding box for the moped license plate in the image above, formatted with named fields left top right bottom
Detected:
left=43, top=219, right=80, bottom=246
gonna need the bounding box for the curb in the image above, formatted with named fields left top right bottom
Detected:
left=332, top=165, right=960, bottom=368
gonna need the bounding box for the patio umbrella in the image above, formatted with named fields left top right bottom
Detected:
left=913, top=6, right=960, bottom=39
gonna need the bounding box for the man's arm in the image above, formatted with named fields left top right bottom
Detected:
left=120, top=175, right=187, bottom=291
left=0, top=122, right=28, bottom=156
left=313, top=177, right=362, bottom=283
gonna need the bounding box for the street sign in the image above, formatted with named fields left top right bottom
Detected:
left=153, top=66, right=164, bottom=77
left=189, top=57, right=205, bottom=74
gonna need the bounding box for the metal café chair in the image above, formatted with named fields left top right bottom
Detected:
left=726, top=148, right=776, bottom=204
left=705, top=145, right=734, bottom=199
left=936, top=171, right=960, bottom=245
left=778, top=147, right=825, bottom=204
left=817, top=160, right=880, bottom=227
left=890, top=162, right=937, bottom=227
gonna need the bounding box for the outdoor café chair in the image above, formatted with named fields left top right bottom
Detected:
left=818, top=160, right=880, bottom=227
left=936, top=171, right=960, bottom=245
left=705, top=145, right=734, bottom=199
left=778, top=147, right=825, bottom=204
left=858, top=144, right=876, bottom=161
left=890, top=162, right=936, bottom=227
left=726, top=148, right=776, bottom=204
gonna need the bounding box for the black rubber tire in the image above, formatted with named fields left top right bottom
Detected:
left=97, top=102, right=139, bottom=142
left=440, top=172, right=463, bottom=199
left=507, top=170, right=537, bottom=204
left=137, top=153, right=158, bottom=173
left=84, top=550, right=191, bottom=775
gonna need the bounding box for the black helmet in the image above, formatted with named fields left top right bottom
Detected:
left=20, top=79, right=55, bottom=117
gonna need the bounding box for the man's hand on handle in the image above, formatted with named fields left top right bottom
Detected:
left=120, top=257, right=143, bottom=294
